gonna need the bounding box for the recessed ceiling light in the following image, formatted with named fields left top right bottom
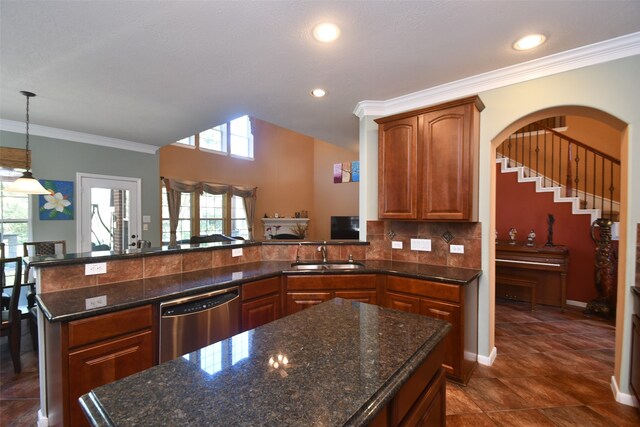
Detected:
left=513, top=34, right=546, bottom=51
left=312, top=23, right=340, bottom=43
left=310, top=88, right=327, bottom=98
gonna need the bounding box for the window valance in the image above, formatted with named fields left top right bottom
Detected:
left=162, top=178, right=257, bottom=246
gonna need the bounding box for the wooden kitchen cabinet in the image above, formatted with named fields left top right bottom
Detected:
left=284, top=274, right=378, bottom=316
left=375, top=96, right=484, bottom=221
left=631, top=287, right=640, bottom=411
left=241, top=277, right=282, bottom=331
left=44, top=305, right=155, bottom=427
left=383, top=275, right=478, bottom=384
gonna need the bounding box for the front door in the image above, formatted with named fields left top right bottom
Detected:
left=77, top=173, right=141, bottom=253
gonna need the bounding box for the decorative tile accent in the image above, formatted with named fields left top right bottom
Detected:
left=441, top=231, right=454, bottom=243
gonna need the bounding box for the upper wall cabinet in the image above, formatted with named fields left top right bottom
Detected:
left=375, top=96, right=484, bottom=221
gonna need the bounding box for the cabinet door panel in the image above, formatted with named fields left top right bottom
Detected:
left=384, top=291, right=420, bottom=314
left=285, top=292, right=331, bottom=315
left=68, top=330, right=154, bottom=426
left=421, top=104, right=470, bottom=220
left=242, top=294, right=281, bottom=332
left=378, top=117, right=419, bottom=218
left=334, top=290, right=377, bottom=305
left=420, top=299, right=460, bottom=377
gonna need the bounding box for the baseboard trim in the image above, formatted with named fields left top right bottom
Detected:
left=478, top=346, right=497, bottom=366
left=611, top=375, right=639, bottom=407
left=37, top=409, right=48, bottom=427
left=566, top=299, right=587, bottom=308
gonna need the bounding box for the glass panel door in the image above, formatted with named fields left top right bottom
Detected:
left=78, top=174, right=140, bottom=253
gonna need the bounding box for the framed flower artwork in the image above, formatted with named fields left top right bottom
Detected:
left=38, top=179, right=74, bottom=220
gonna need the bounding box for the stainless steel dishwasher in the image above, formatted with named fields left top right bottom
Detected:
left=159, top=286, right=240, bottom=363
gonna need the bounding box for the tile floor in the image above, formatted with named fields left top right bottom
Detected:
left=1, top=303, right=639, bottom=426
left=447, top=300, right=640, bottom=426
left=0, top=319, right=40, bottom=427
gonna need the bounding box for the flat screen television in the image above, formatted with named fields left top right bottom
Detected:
left=330, top=216, right=360, bottom=240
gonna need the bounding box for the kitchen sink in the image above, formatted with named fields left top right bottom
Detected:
left=290, top=262, right=366, bottom=270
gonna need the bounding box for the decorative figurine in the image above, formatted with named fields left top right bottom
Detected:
left=545, top=214, right=555, bottom=246
left=526, top=229, right=536, bottom=246
left=508, top=227, right=517, bottom=244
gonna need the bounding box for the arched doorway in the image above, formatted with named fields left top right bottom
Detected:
left=489, top=105, right=628, bottom=396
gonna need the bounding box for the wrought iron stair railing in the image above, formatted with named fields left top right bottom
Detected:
left=497, top=122, right=621, bottom=220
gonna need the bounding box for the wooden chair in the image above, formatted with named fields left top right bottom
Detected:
left=23, top=240, right=66, bottom=351
left=1, top=257, right=23, bottom=373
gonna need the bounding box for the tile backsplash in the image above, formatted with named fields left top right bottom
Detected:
left=366, top=220, right=482, bottom=269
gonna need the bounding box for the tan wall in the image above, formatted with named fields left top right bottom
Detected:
left=160, top=118, right=359, bottom=240
left=313, top=139, right=359, bottom=239
left=564, top=116, right=621, bottom=158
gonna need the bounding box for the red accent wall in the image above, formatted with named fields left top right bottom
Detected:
left=496, top=163, right=597, bottom=303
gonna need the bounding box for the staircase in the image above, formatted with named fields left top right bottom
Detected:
left=496, top=155, right=601, bottom=223
left=497, top=121, right=621, bottom=222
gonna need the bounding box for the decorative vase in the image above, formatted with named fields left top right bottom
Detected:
left=585, top=218, right=617, bottom=318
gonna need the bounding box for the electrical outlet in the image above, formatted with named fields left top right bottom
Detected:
left=232, top=248, right=243, bottom=257
left=410, top=238, right=432, bottom=251
left=391, top=241, right=403, bottom=249
left=450, top=244, right=465, bottom=254
left=85, top=262, right=107, bottom=275
left=232, top=271, right=244, bottom=280
left=85, top=295, right=107, bottom=310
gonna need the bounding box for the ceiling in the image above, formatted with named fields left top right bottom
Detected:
left=1, top=1, right=640, bottom=152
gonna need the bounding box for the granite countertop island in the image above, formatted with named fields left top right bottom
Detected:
left=79, top=298, right=451, bottom=427
left=38, top=260, right=481, bottom=323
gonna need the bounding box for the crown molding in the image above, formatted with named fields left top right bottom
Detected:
left=0, top=119, right=160, bottom=154
left=354, top=31, right=640, bottom=118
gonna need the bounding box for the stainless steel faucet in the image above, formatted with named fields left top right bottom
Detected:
left=317, top=241, right=328, bottom=263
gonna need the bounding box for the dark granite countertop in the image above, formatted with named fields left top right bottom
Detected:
left=25, top=240, right=368, bottom=268
left=37, top=260, right=481, bottom=323
left=79, top=298, right=452, bottom=427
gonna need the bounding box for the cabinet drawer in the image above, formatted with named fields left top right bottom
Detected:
left=386, top=276, right=460, bottom=303
left=68, top=330, right=154, bottom=426
left=242, top=277, right=281, bottom=301
left=286, top=274, right=376, bottom=291
left=68, top=305, right=153, bottom=349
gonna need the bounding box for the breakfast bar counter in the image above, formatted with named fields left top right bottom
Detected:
left=79, top=298, right=451, bottom=426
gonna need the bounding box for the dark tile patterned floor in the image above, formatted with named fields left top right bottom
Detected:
left=446, top=300, right=640, bottom=426
left=1, top=303, right=639, bottom=426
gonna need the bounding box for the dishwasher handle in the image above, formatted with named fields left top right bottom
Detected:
left=161, top=288, right=239, bottom=317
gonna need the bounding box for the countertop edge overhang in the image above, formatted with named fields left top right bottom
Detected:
left=37, top=260, right=482, bottom=323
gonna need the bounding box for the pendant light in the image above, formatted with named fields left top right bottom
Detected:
left=5, top=91, right=50, bottom=194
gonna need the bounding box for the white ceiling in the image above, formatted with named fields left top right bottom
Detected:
left=1, top=1, right=640, bottom=152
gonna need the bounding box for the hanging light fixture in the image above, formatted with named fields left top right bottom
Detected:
left=5, top=91, right=50, bottom=194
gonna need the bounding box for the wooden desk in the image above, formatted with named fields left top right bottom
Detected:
left=495, top=242, right=569, bottom=311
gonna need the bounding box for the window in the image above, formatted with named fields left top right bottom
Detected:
left=229, top=116, right=253, bottom=159
left=179, top=115, right=254, bottom=159
left=0, top=170, right=30, bottom=258
left=161, top=187, right=192, bottom=244
left=199, top=126, right=226, bottom=153
left=200, top=193, right=224, bottom=235
left=161, top=187, right=248, bottom=244
left=231, top=195, right=249, bottom=239
left=174, top=135, right=195, bottom=147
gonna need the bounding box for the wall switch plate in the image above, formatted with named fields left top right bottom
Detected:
left=232, top=248, right=243, bottom=257
left=85, top=262, right=107, bottom=275
left=143, top=215, right=151, bottom=223
left=450, top=244, right=465, bottom=254
left=410, top=238, right=432, bottom=251
left=85, top=295, right=107, bottom=309
left=391, top=241, right=403, bottom=249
